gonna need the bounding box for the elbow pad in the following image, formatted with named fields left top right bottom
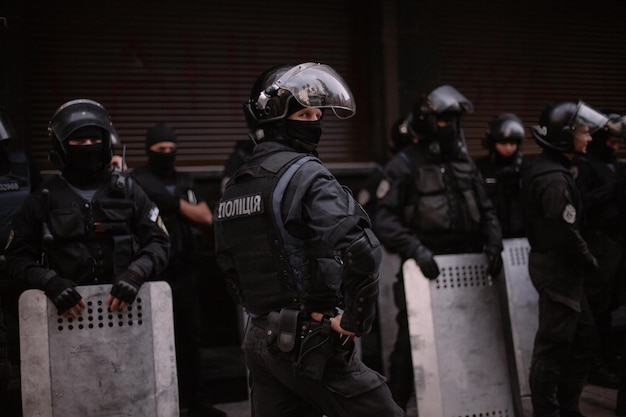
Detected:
left=343, top=276, right=380, bottom=336
left=344, top=229, right=382, bottom=276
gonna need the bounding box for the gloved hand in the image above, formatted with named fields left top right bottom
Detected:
left=109, top=269, right=144, bottom=305
left=485, top=249, right=503, bottom=278
left=44, top=275, right=83, bottom=314
left=414, top=245, right=439, bottom=280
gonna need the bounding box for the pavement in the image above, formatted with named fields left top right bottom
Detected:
left=213, top=384, right=620, bottom=417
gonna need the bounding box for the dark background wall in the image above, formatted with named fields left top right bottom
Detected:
left=2, top=0, right=626, bottom=172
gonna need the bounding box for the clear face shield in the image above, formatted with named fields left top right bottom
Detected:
left=426, top=85, right=474, bottom=115
left=573, top=102, right=609, bottom=134
left=258, top=62, right=356, bottom=119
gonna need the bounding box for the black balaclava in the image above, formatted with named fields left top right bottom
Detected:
left=268, top=98, right=323, bottom=155
left=62, top=126, right=109, bottom=188
left=146, top=123, right=177, bottom=177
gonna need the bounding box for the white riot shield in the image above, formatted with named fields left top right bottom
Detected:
left=403, top=253, right=521, bottom=417
left=500, top=237, right=537, bottom=397
left=19, top=281, right=178, bottom=417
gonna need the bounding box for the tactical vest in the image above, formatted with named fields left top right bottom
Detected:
left=0, top=151, right=31, bottom=246
left=216, top=151, right=340, bottom=316
left=42, top=177, right=138, bottom=285
left=402, top=147, right=481, bottom=239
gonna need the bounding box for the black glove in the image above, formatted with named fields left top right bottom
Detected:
left=109, top=270, right=145, bottom=304
left=414, top=245, right=440, bottom=280
left=485, top=250, right=503, bottom=278
left=44, top=275, right=83, bottom=314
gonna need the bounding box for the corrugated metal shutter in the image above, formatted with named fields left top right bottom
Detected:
left=396, top=1, right=626, bottom=158
left=20, top=0, right=373, bottom=170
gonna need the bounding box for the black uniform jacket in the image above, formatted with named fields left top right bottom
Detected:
left=5, top=172, right=170, bottom=289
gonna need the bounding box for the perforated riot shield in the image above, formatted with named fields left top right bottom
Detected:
left=19, top=281, right=178, bottom=417
left=500, top=237, right=537, bottom=397
left=403, top=253, right=521, bottom=417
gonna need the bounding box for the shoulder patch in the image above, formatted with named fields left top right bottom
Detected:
left=217, top=193, right=264, bottom=220
left=376, top=179, right=390, bottom=200
left=562, top=203, right=576, bottom=224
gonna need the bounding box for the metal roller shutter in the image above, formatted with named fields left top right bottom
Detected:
left=19, top=0, right=373, bottom=171
left=396, top=1, right=626, bottom=158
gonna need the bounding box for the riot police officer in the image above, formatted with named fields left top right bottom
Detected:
left=214, top=62, right=402, bottom=417
left=374, top=85, right=503, bottom=410
left=573, top=112, right=626, bottom=389
left=356, top=113, right=416, bottom=219
left=132, top=123, right=225, bottom=417
left=5, top=99, right=169, bottom=319
left=475, top=113, right=526, bottom=238
left=0, top=109, right=43, bottom=415
left=521, top=100, right=609, bottom=417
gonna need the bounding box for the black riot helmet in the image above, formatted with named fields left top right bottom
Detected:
left=531, top=101, right=608, bottom=153
left=48, top=99, right=118, bottom=170
left=606, top=113, right=626, bottom=139
left=483, top=113, right=525, bottom=149
left=243, top=62, right=356, bottom=140
left=409, top=85, right=474, bottom=140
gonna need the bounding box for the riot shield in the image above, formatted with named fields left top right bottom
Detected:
left=403, top=253, right=521, bottom=416
left=19, top=281, right=178, bottom=417
left=500, top=237, right=537, bottom=397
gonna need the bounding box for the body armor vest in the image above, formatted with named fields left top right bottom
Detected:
left=402, top=146, right=482, bottom=250
left=216, top=150, right=340, bottom=316
left=0, top=151, right=31, bottom=246
left=42, top=177, right=138, bottom=285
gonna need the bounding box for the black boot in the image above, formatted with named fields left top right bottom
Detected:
left=529, top=359, right=560, bottom=417
left=617, top=389, right=626, bottom=416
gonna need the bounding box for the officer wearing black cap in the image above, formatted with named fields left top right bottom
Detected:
left=132, top=123, right=223, bottom=417
left=214, top=62, right=402, bottom=417
left=374, top=85, right=503, bottom=410
left=4, top=99, right=169, bottom=319
left=475, top=113, right=526, bottom=238
left=521, top=100, right=609, bottom=417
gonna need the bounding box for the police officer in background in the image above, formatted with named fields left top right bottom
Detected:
left=521, top=101, right=609, bottom=417
left=5, top=99, right=169, bottom=320
left=356, top=113, right=416, bottom=219
left=214, top=62, right=402, bottom=417
left=132, top=123, right=225, bottom=417
left=374, top=85, right=503, bottom=410
left=475, top=113, right=526, bottom=238
left=0, top=109, right=44, bottom=415
left=572, top=112, right=626, bottom=389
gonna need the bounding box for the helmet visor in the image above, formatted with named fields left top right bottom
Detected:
left=575, top=102, right=609, bottom=134
left=275, top=63, right=356, bottom=119
left=427, top=85, right=474, bottom=115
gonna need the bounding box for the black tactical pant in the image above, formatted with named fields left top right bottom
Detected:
left=529, top=294, right=596, bottom=417
left=244, top=320, right=403, bottom=417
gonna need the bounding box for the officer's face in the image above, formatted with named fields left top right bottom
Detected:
left=607, top=136, right=621, bottom=153
left=494, top=142, right=518, bottom=158
left=68, top=138, right=102, bottom=146
left=149, top=141, right=177, bottom=153
left=573, top=125, right=593, bottom=154
left=287, top=108, right=323, bottom=121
